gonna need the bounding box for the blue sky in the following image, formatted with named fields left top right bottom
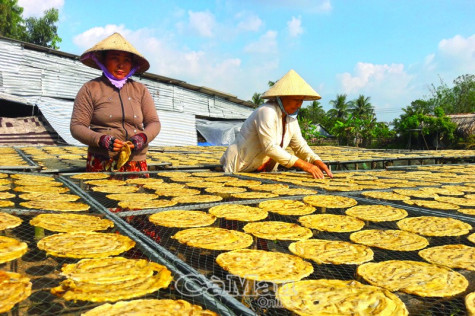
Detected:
left=18, top=0, right=475, bottom=122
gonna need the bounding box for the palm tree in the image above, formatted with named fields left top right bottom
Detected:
left=298, top=100, right=323, bottom=124
left=250, top=92, right=264, bottom=108
left=249, top=80, right=276, bottom=108
left=350, top=95, right=375, bottom=120
left=306, top=100, right=325, bottom=124
left=327, top=94, right=351, bottom=122
left=347, top=95, right=375, bottom=147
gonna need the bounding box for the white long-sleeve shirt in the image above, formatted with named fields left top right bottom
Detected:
left=220, top=101, right=321, bottom=172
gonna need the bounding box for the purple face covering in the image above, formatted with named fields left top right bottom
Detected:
left=84, top=52, right=138, bottom=89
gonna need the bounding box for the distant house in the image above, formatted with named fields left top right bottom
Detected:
left=447, top=113, right=475, bottom=137
left=311, top=123, right=334, bottom=138
left=0, top=36, right=254, bottom=146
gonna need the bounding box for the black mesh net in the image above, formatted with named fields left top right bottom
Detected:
left=1, top=166, right=474, bottom=315
left=60, top=169, right=475, bottom=315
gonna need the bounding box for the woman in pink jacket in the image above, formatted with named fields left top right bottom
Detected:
left=70, top=33, right=160, bottom=172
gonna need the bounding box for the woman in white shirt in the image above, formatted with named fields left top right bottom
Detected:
left=221, top=69, right=333, bottom=179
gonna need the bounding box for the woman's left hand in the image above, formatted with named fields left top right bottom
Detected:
left=129, top=133, right=147, bottom=152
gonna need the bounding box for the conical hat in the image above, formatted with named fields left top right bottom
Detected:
left=79, top=32, right=150, bottom=74
left=262, top=69, right=321, bottom=101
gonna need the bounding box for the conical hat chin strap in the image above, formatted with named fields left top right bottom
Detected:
left=276, top=97, right=299, bottom=118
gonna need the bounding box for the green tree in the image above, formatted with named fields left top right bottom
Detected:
left=0, top=1, right=61, bottom=49
left=250, top=92, right=264, bottom=108
left=429, top=107, right=457, bottom=147
left=393, top=106, right=456, bottom=149
left=348, top=95, right=376, bottom=146
left=330, top=107, right=394, bottom=148
left=370, top=122, right=395, bottom=148
left=347, top=115, right=365, bottom=147
left=350, top=95, right=375, bottom=120
left=0, top=0, right=25, bottom=39
left=298, top=100, right=325, bottom=125
left=249, top=80, right=277, bottom=109
left=327, top=94, right=351, bottom=126
left=451, top=74, right=475, bottom=113
left=22, top=8, right=61, bottom=49
left=341, top=114, right=376, bottom=147
left=428, top=76, right=455, bottom=114
left=330, top=118, right=352, bottom=146
left=298, top=100, right=328, bottom=144
left=298, top=117, right=325, bottom=144
left=403, top=99, right=434, bottom=116
left=428, top=74, right=475, bottom=114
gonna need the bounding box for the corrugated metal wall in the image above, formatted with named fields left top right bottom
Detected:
left=30, top=96, right=196, bottom=147
left=0, top=37, right=253, bottom=146
left=30, top=97, right=78, bottom=145
left=155, top=110, right=197, bottom=146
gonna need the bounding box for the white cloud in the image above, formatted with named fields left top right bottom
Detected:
left=17, top=0, right=64, bottom=17
left=337, top=62, right=414, bottom=122
left=244, top=30, right=278, bottom=54
left=287, top=16, right=303, bottom=37
left=150, top=47, right=246, bottom=100
left=423, top=53, right=436, bottom=71
left=411, top=33, right=475, bottom=99
left=188, top=10, right=216, bottom=38
left=73, top=25, right=132, bottom=51
left=236, top=12, right=263, bottom=32
left=332, top=33, right=475, bottom=123
left=339, top=62, right=409, bottom=94
left=316, top=0, right=332, bottom=13
left=436, top=34, right=475, bottom=74
left=439, top=34, right=475, bottom=59
left=240, top=0, right=332, bottom=13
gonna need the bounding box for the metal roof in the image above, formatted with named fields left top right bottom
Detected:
left=0, top=92, right=33, bottom=105
left=0, top=35, right=254, bottom=146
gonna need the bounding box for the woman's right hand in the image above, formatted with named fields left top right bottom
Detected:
left=100, top=135, right=125, bottom=152
left=111, top=138, right=126, bottom=152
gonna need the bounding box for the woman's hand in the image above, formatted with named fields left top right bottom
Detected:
left=293, top=159, right=333, bottom=179
left=129, top=133, right=147, bottom=152
left=313, top=159, right=333, bottom=178
left=294, top=159, right=326, bottom=179
left=111, top=138, right=126, bottom=152
left=99, top=135, right=132, bottom=152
